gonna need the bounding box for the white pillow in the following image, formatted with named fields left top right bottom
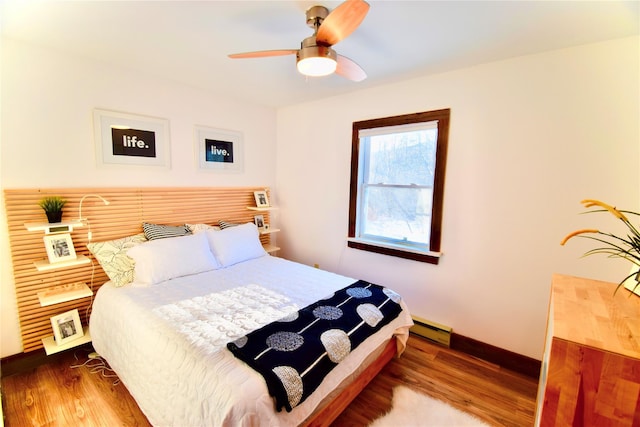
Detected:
left=206, top=222, right=267, bottom=267
left=127, top=233, right=220, bottom=285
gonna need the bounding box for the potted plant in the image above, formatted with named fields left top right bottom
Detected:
left=561, top=199, right=640, bottom=295
left=38, top=196, right=67, bottom=223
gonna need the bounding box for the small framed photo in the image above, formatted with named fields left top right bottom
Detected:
left=195, top=125, right=244, bottom=172
left=93, top=109, right=171, bottom=168
left=254, top=191, right=269, bottom=208
left=43, top=233, right=77, bottom=264
left=50, top=309, right=84, bottom=346
left=254, top=214, right=265, bottom=229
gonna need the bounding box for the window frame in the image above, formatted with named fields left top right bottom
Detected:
left=347, top=109, right=450, bottom=264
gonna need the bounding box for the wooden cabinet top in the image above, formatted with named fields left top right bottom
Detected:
left=551, top=273, right=640, bottom=359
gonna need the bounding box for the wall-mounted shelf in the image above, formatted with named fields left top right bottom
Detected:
left=259, top=228, right=280, bottom=235
left=34, top=254, right=90, bottom=272
left=37, top=282, right=92, bottom=307
left=25, top=220, right=83, bottom=234
left=42, top=326, right=91, bottom=355
left=247, top=207, right=278, bottom=212
left=248, top=204, right=279, bottom=253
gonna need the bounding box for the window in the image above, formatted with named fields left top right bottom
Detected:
left=348, top=109, right=450, bottom=264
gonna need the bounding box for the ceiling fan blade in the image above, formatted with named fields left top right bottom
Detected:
left=336, top=54, right=366, bottom=82
left=228, top=49, right=297, bottom=59
left=316, top=0, right=370, bottom=46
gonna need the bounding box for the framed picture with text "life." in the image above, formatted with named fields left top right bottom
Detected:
left=93, top=109, right=171, bottom=168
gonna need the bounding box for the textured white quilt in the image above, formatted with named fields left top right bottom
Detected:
left=90, top=255, right=413, bottom=426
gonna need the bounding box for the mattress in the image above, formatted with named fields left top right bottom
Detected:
left=90, top=255, right=413, bottom=426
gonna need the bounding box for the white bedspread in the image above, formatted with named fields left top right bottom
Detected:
left=90, top=255, right=413, bottom=426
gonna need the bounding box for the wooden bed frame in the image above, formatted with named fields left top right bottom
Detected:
left=4, top=186, right=400, bottom=424
left=304, top=337, right=397, bottom=426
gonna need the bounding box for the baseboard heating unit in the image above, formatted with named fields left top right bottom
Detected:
left=410, top=316, right=452, bottom=347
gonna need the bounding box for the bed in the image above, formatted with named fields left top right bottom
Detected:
left=89, top=222, right=413, bottom=426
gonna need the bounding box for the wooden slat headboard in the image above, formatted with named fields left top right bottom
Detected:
left=4, top=187, right=272, bottom=353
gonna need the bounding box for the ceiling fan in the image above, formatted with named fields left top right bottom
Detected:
left=228, top=0, right=370, bottom=82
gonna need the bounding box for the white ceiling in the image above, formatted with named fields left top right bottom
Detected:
left=2, top=0, right=638, bottom=108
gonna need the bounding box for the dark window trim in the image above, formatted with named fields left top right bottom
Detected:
left=348, top=109, right=450, bottom=264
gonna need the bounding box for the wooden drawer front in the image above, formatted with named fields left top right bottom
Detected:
left=541, top=338, right=640, bottom=427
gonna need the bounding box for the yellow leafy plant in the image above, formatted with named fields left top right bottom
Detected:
left=561, top=199, right=640, bottom=294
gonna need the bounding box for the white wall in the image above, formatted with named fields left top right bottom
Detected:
left=276, top=36, right=639, bottom=360
left=0, top=38, right=278, bottom=357
left=2, top=36, right=638, bottom=361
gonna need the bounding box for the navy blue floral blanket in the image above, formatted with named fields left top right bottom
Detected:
left=226, top=280, right=403, bottom=412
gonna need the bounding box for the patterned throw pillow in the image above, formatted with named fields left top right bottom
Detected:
left=186, top=223, right=220, bottom=234
left=87, top=233, right=148, bottom=287
left=142, top=222, right=192, bottom=240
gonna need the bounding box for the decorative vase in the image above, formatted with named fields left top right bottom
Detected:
left=46, top=211, right=63, bottom=224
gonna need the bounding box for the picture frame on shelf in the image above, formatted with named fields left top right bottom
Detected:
left=93, top=108, right=171, bottom=168
left=195, top=125, right=244, bottom=172
left=43, top=233, right=77, bottom=264
left=253, top=191, right=269, bottom=208
left=50, top=309, right=84, bottom=346
left=254, top=214, right=265, bottom=229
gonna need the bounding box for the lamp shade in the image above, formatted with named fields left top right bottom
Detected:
left=297, top=56, right=337, bottom=76
left=297, top=44, right=337, bottom=77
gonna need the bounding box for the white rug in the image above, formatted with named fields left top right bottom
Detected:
left=369, top=386, right=490, bottom=427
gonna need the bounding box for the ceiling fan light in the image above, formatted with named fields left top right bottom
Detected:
left=297, top=56, right=337, bottom=77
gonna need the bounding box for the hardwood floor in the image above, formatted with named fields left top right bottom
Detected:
left=335, top=335, right=538, bottom=426
left=1, top=335, right=539, bottom=426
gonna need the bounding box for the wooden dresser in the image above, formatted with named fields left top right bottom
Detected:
left=535, top=274, right=640, bottom=426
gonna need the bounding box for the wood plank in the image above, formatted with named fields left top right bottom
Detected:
left=551, top=273, right=640, bottom=359
left=304, top=338, right=396, bottom=427
left=451, top=332, right=541, bottom=379
left=1, top=335, right=539, bottom=426
left=336, top=335, right=538, bottom=427
left=2, top=344, right=151, bottom=427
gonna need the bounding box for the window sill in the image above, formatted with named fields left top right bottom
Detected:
left=347, top=237, right=442, bottom=265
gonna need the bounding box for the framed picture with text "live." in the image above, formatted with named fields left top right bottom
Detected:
left=195, top=125, right=244, bottom=173
left=93, top=109, right=171, bottom=168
